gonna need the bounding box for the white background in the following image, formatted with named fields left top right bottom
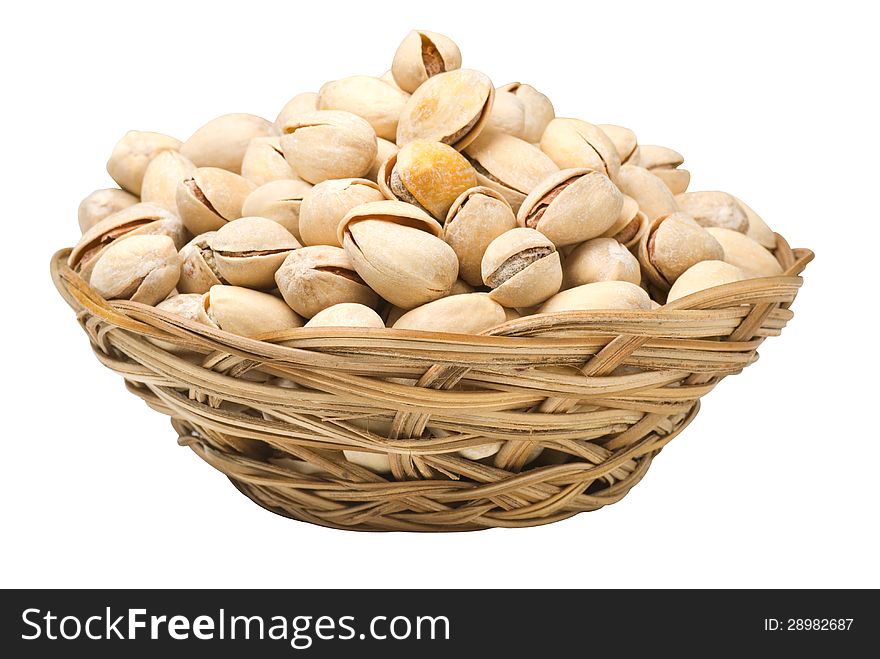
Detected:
left=1, top=0, right=877, bottom=589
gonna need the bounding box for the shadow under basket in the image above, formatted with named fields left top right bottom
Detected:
left=51, top=236, right=813, bottom=532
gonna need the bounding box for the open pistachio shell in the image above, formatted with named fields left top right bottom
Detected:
left=318, top=75, right=409, bottom=142
left=241, top=179, right=314, bottom=242
left=106, top=130, right=182, bottom=196
left=598, top=124, right=639, bottom=165
left=397, top=69, right=494, bottom=151
left=274, top=92, right=319, bottom=132
left=615, top=164, right=678, bottom=221
left=638, top=212, right=724, bottom=289
left=391, top=30, right=462, bottom=94
left=600, top=194, right=648, bottom=249
left=299, top=178, right=384, bottom=248
left=563, top=237, right=641, bottom=287
left=540, top=118, right=621, bottom=182
left=392, top=293, right=506, bottom=334
left=538, top=281, right=651, bottom=314
left=705, top=227, right=783, bottom=277
left=89, top=234, right=181, bottom=305
left=666, top=260, right=747, bottom=303
left=140, top=150, right=195, bottom=213
left=211, top=216, right=301, bottom=290
left=199, top=285, right=303, bottom=337
left=486, top=90, right=526, bottom=138
left=178, top=232, right=223, bottom=294
left=675, top=191, right=749, bottom=233
left=77, top=188, right=140, bottom=233
left=366, top=138, right=399, bottom=183
left=638, top=145, right=689, bottom=194
left=732, top=195, right=776, bottom=249
left=175, top=167, right=256, bottom=235
left=180, top=113, right=275, bottom=174
left=240, top=136, right=298, bottom=186
left=481, top=227, right=562, bottom=308
left=498, top=83, right=555, bottom=144
left=304, top=303, right=385, bottom=328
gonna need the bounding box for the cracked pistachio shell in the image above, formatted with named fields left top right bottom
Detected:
left=299, top=178, right=384, bottom=247
left=733, top=196, right=776, bottom=249
left=638, top=145, right=690, bottom=194
left=280, top=110, right=377, bottom=184
left=140, top=150, right=195, bottom=212
left=106, top=130, right=182, bottom=196
left=498, top=83, right=555, bottom=144
left=397, top=69, right=494, bottom=151
left=666, top=260, right=747, bottom=303
left=366, top=137, right=399, bottom=183
left=464, top=132, right=559, bottom=212
left=304, top=303, right=385, bottom=328
left=481, top=227, right=562, bottom=308
left=538, top=280, right=651, bottom=314
left=517, top=168, right=624, bottom=246
left=601, top=194, right=648, bottom=249
left=705, top=227, right=783, bottom=277
left=675, top=191, right=749, bottom=233
left=392, top=293, right=506, bottom=334
left=598, top=124, right=640, bottom=165
left=178, top=232, right=222, bottom=294
left=443, top=186, right=517, bottom=286
left=180, top=113, right=274, bottom=173
left=70, top=203, right=187, bottom=281
left=90, top=234, right=181, bottom=305
left=275, top=245, right=378, bottom=318
left=615, top=164, right=678, bottom=221
left=175, top=167, right=256, bottom=235
left=391, top=30, right=462, bottom=94
left=318, top=76, right=409, bottom=142
left=240, top=136, right=298, bottom=186
left=338, top=200, right=458, bottom=309
left=564, top=238, right=641, bottom=287
left=77, top=188, right=139, bottom=233
left=274, top=92, right=319, bottom=132
left=199, top=285, right=303, bottom=337
left=379, top=140, right=477, bottom=220
left=638, top=212, right=724, bottom=288
left=241, top=179, right=314, bottom=242
left=486, top=90, right=526, bottom=138
left=211, top=216, right=301, bottom=289
left=540, top=118, right=621, bottom=182
left=151, top=293, right=206, bottom=353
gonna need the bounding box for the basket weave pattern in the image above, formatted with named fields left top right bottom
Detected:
left=52, top=237, right=812, bottom=531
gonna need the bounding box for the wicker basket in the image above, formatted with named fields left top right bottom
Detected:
left=51, top=236, right=812, bottom=531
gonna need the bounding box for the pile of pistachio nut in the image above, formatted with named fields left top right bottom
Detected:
left=73, top=29, right=784, bottom=339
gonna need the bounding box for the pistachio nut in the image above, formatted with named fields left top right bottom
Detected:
left=638, top=145, right=690, bottom=195
left=338, top=200, right=458, bottom=309
left=597, top=124, right=640, bottom=165
left=705, top=227, right=783, bottom=277
left=199, top=285, right=304, bottom=337
left=503, top=307, right=521, bottom=321
left=517, top=168, right=624, bottom=246
left=497, top=83, right=555, bottom=144
left=106, top=130, right=182, bottom=196
left=180, top=113, right=275, bottom=173
left=390, top=29, right=462, bottom=94
left=396, top=69, right=494, bottom=151
left=538, top=280, right=651, bottom=314
left=486, top=89, right=526, bottom=138
left=241, top=179, right=314, bottom=242
left=666, top=260, right=747, bottom=303
left=481, top=227, right=562, bottom=307
left=343, top=450, right=392, bottom=474
left=70, top=202, right=187, bottom=281
left=140, top=150, right=196, bottom=212
left=240, top=136, right=298, bottom=186
left=275, top=245, right=379, bottom=318
left=733, top=195, right=776, bottom=249
left=443, top=186, right=517, bottom=286
left=298, top=178, right=385, bottom=247
left=89, top=234, right=181, bottom=305
left=563, top=238, right=641, bottom=287
left=274, top=92, right=319, bottom=133
left=615, top=164, right=678, bottom=221
left=211, top=216, right=301, bottom=289
left=151, top=293, right=206, bottom=353
left=449, top=278, right=475, bottom=295
left=638, top=212, right=724, bottom=288
left=318, top=75, right=409, bottom=142
left=539, top=118, right=621, bottom=181
left=379, top=70, right=404, bottom=92
left=600, top=194, right=648, bottom=249
left=304, top=303, right=385, bottom=328
left=178, top=232, right=224, bottom=294
left=458, top=442, right=504, bottom=461
left=392, top=293, right=506, bottom=334
left=383, top=304, right=407, bottom=327
left=366, top=137, right=399, bottom=183
left=675, top=191, right=749, bottom=233
left=175, top=167, right=256, bottom=235
left=463, top=132, right=559, bottom=212
left=379, top=140, right=477, bottom=220
left=77, top=188, right=139, bottom=233
left=280, top=110, right=377, bottom=184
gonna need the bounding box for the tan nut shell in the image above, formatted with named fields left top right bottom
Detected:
left=299, top=178, right=384, bottom=248
left=89, top=234, right=181, bottom=305
left=274, top=92, right=319, bottom=132
left=538, top=281, right=651, bottom=314
left=199, top=285, right=303, bottom=337
left=78, top=188, right=139, bottom=233
left=666, top=260, right=747, bottom=303
left=275, top=245, right=379, bottom=318
left=304, top=303, right=385, bottom=328
left=280, top=110, right=377, bottom=184
left=486, top=90, right=526, bottom=138
left=464, top=132, right=559, bottom=212
left=180, top=113, right=274, bottom=173
left=178, top=232, right=222, bottom=294
left=392, top=293, right=506, bottom=334
left=241, top=179, right=314, bottom=242
left=615, top=164, right=678, bottom=221
left=211, top=216, right=301, bottom=289
left=638, top=145, right=684, bottom=170
left=481, top=227, right=562, bottom=308
left=318, top=76, right=409, bottom=142
left=597, top=124, right=640, bottom=165
left=564, top=238, right=641, bottom=287
left=449, top=278, right=475, bottom=295
left=705, top=227, right=783, bottom=277
left=391, top=30, right=462, bottom=94
left=175, top=167, right=256, bottom=235
left=140, top=150, right=195, bottom=212
left=653, top=168, right=691, bottom=195
left=540, top=118, right=621, bottom=182
left=366, top=138, right=400, bottom=183
left=444, top=186, right=517, bottom=286
left=639, top=212, right=724, bottom=287
left=396, top=69, right=494, bottom=151
left=733, top=196, right=776, bottom=249
left=106, top=130, right=182, bottom=196
left=240, top=136, right=298, bottom=186
left=675, top=191, right=749, bottom=232
left=151, top=294, right=207, bottom=353
left=498, top=83, right=555, bottom=144
left=517, top=168, right=623, bottom=246
left=601, top=195, right=648, bottom=249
